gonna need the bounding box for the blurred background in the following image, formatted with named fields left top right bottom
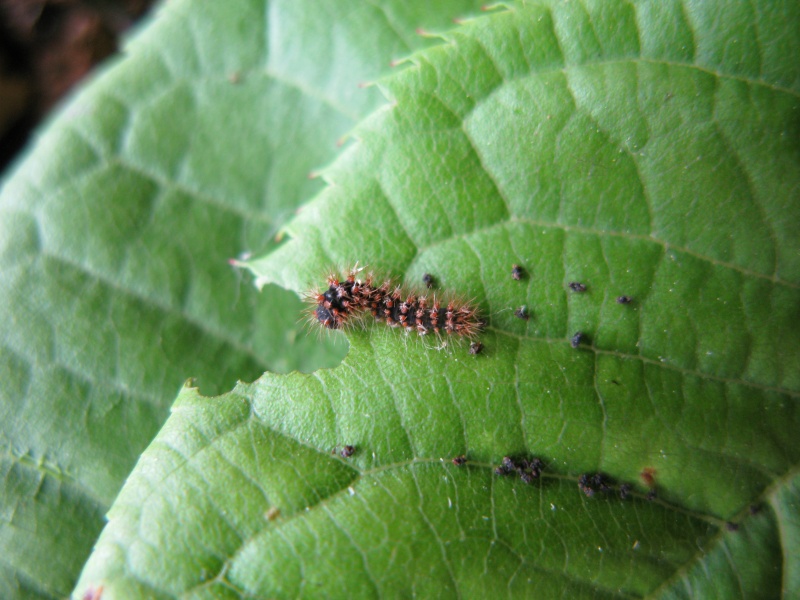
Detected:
left=0, top=0, right=155, bottom=173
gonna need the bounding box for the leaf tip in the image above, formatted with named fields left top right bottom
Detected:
left=228, top=250, right=254, bottom=270
left=254, top=275, right=271, bottom=291
left=389, top=56, right=416, bottom=69
left=415, top=27, right=447, bottom=41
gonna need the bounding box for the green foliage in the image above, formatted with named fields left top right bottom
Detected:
left=0, top=0, right=486, bottom=597
left=1, top=0, right=799, bottom=598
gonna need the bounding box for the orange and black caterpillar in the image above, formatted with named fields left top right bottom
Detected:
left=308, top=266, right=482, bottom=339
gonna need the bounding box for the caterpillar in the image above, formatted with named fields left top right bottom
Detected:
left=307, top=265, right=483, bottom=340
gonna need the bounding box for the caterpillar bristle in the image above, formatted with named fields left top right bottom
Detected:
left=306, top=266, right=483, bottom=345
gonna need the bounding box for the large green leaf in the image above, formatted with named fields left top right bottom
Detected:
left=0, top=1, right=487, bottom=597
left=75, top=0, right=800, bottom=597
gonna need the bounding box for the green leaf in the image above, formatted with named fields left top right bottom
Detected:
left=76, top=377, right=720, bottom=598
left=77, top=0, right=800, bottom=597
left=0, top=0, right=486, bottom=597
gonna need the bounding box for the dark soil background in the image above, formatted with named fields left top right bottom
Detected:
left=0, top=0, right=156, bottom=174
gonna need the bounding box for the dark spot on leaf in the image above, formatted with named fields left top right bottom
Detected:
left=340, top=445, right=355, bottom=458
left=469, top=342, right=483, bottom=355
left=514, top=306, right=529, bottom=320
left=640, top=467, right=656, bottom=488
left=511, top=264, right=525, bottom=280
left=619, top=483, right=632, bottom=500
left=616, top=295, right=633, bottom=304
left=570, top=332, right=584, bottom=348
left=578, top=472, right=612, bottom=497
left=568, top=282, right=587, bottom=292
left=452, top=455, right=467, bottom=466
left=578, top=474, right=595, bottom=497
left=422, top=273, right=435, bottom=289
left=495, top=455, right=545, bottom=482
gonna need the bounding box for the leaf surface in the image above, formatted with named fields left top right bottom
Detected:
left=0, top=1, right=486, bottom=597
left=78, top=0, right=800, bottom=597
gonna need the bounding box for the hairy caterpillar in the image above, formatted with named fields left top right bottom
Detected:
left=307, top=265, right=483, bottom=340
